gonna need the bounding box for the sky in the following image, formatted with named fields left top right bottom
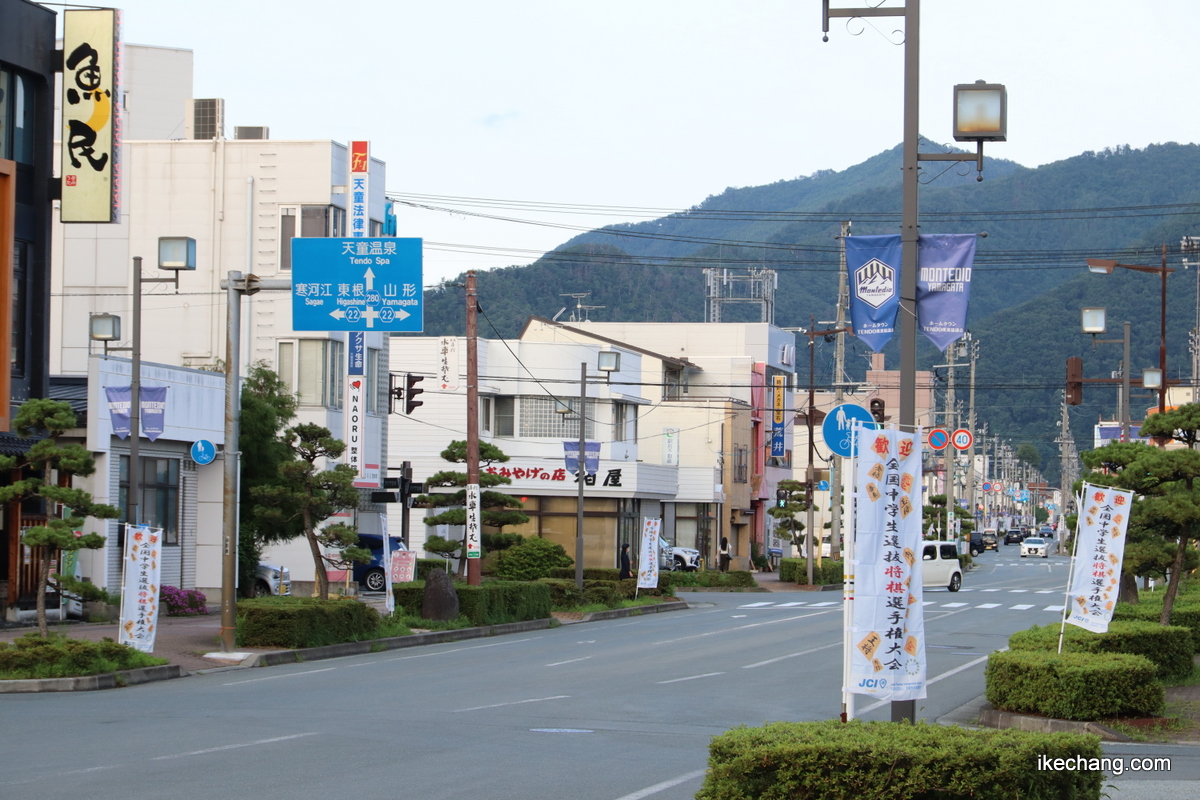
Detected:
left=57, top=0, right=1200, bottom=286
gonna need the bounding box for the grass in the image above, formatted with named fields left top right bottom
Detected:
left=394, top=614, right=474, bottom=632
left=1101, top=711, right=1192, bottom=743
left=560, top=596, right=679, bottom=614
left=0, top=633, right=167, bottom=680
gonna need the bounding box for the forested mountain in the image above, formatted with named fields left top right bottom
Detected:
left=406, top=141, right=1200, bottom=484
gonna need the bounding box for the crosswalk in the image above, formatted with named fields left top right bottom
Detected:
left=737, top=593, right=1067, bottom=613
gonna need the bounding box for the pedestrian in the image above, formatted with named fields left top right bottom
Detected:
left=619, top=542, right=633, bottom=580
left=719, top=537, right=731, bottom=573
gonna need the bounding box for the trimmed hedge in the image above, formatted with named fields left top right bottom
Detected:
left=0, top=633, right=168, bottom=679
left=1114, top=596, right=1200, bottom=654
left=391, top=580, right=551, bottom=625
left=658, top=570, right=754, bottom=589
left=779, top=558, right=843, bottom=585
left=697, top=719, right=1103, bottom=800
left=616, top=578, right=673, bottom=598
left=986, top=650, right=1164, bottom=720
left=237, top=596, right=380, bottom=648
left=538, top=578, right=585, bottom=608
left=416, top=559, right=447, bottom=581
left=549, top=567, right=620, bottom=581
left=1009, top=621, right=1194, bottom=681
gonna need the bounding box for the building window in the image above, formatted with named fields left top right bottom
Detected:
left=1, top=71, right=36, bottom=165
left=120, top=456, right=180, bottom=545
left=733, top=446, right=749, bottom=483
left=12, top=240, right=26, bottom=377
left=365, top=348, right=379, bottom=414
left=664, top=367, right=685, bottom=400
left=520, top=396, right=595, bottom=439
left=480, top=396, right=493, bottom=434
left=279, top=205, right=344, bottom=269
left=278, top=338, right=344, bottom=407
left=494, top=396, right=515, bottom=437
left=613, top=402, right=638, bottom=443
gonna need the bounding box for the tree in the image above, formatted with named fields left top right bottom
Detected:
left=1080, top=404, right=1200, bottom=624
left=1015, top=443, right=1043, bottom=470
left=766, top=479, right=809, bottom=547
left=250, top=423, right=369, bottom=600
left=0, top=399, right=120, bottom=636
left=417, top=440, right=529, bottom=577
left=238, top=362, right=299, bottom=595
left=922, top=494, right=974, bottom=540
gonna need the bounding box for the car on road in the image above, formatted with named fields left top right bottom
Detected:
left=922, top=542, right=963, bottom=592
left=1004, top=528, right=1025, bottom=546
left=980, top=529, right=998, bottom=551
left=354, top=533, right=407, bottom=591
left=1021, top=537, right=1050, bottom=558
left=660, top=539, right=701, bottom=571
left=254, top=562, right=291, bottom=597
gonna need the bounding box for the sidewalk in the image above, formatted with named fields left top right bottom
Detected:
left=751, top=570, right=838, bottom=593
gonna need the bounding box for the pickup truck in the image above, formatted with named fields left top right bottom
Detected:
left=921, top=541, right=963, bottom=592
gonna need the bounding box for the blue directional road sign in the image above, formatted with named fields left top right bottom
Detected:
left=291, top=238, right=423, bottom=332
left=190, top=439, right=216, bottom=466
left=821, top=403, right=877, bottom=458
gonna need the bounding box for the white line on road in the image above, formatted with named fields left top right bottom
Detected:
left=652, top=611, right=836, bottom=645
left=152, top=733, right=319, bottom=761
left=777, top=601, right=808, bottom=607
left=453, top=695, right=570, bottom=713
left=731, top=614, right=747, bottom=618
left=855, top=649, right=1007, bottom=716
left=739, top=602, right=776, bottom=607
left=658, top=672, right=724, bottom=684
left=980, top=589, right=1000, bottom=592
left=222, top=668, right=337, bottom=686
left=975, top=603, right=1001, bottom=609
left=940, top=603, right=968, bottom=608
left=612, top=769, right=708, bottom=800
left=809, top=601, right=839, bottom=607
left=742, top=641, right=840, bottom=669
left=545, top=656, right=592, bottom=667
left=1043, top=606, right=1065, bottom=612
left=1011, top=604, right=1035, bottom=610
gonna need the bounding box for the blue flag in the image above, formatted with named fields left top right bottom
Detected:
left=106, top=386, right=131, bottom=440
left=140, top=386, right=168, bottom=442
left=916, top=234, right=976, bottom=351
left=846, top=235, right=902, bottom=353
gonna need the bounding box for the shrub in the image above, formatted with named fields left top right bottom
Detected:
left=456, top=581, right=552, bottom=625
left=583, top=585, right=618, bottom=607
left=538, top=578, right=585, bottom=608
left=0, top=633, right=167, bottom=679
left=481, top=532, right=524, bottom=552
left=494, top=537, right=572, bottom=581
left=698, top=719, right=1104, bottom=800
left=657, top=571, right=754, bottom=589
left=779, top=558, right=843, bottom=585
left=1114, top=596, right=1200, bottom=654
left=615, top=578, right=673, bottom=599
left=986, top=650, right=1164, bottom=720
left=160, top=586, right=208, bottom=616
left=1009, top=621, right=1194, bottom=681
left=237, top=596, right=380, bottom=648
left=415, top=558, right=446, bottom=581
left=548, top=567, right=620, bottom=581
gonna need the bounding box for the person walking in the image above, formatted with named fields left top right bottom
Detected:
left=619, top=542, right=633, bottom=580
left=718, top=537, right=731, bottom=573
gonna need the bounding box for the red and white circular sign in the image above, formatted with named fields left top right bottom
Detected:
left=951, top=428, right=973, bottom=450
left=927, top=428, right=950, bottom=450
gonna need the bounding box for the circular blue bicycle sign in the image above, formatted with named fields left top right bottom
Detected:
left=821, top=404, right=878, bottom=458
left=190, top=440, right=217, bottom=466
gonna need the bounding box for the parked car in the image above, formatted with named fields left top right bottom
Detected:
left=1021, top=537, right=1050, bottom=558
left=254, top=563, right=291, bottom=597
left=1004, top=528, right=1025, bottom=545
left=354, top=533, right=407, bottom=591
left=660, top=540, right=701, bottom=571
left=922, top=542, right=963, bottom=592
left=980, top=529, right=998, bottom=551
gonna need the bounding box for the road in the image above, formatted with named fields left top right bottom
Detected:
left=1, top=548, right=1195, bottom=799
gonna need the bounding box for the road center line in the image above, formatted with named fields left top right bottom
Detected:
left=855, top=649, right=1007, bottom=715
left=222, top=667, right=337, bottom=686
left=152, top=733, right=319, bottom=761
left=652, top=610, right=836, bottom=645
left=743, top=641, right=840, bottom=669
left=545, top=656, right=592, bottom=667
left=453, top=695, right=570, bottom=713
left=657, top=672, right=724, bottom=684
left=612, top=769, right=708, bottom=800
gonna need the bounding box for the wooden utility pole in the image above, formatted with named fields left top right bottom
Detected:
left=465, top=271, right=481, bottom=586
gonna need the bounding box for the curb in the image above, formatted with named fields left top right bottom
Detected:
left=573, top=600, right=690, bottom=622
left=672, top=586, right=768, bottom=593
left=0, top=663, right=185, bottom=693
left=977, top=702, right=1133, bottom=742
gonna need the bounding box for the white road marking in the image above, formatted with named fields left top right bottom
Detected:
left=1043, top=606, right=1065, bottom=612
left=743, top=642, right=841, bottom=669
left=980, top=589, right=1000, bottom=592
left=222, top=668, right=337, bottom=686
left=1011, top=604, right=1035, bottom=610
left=856, top=649, right=1006, bottom=715
left=612, top=769, right=709, bottom=800
left=940, top=603, right=968, bottom=608
left=658, top=672, right=724, bottom=684
left=1035, top=590, right=1054, bottom=594
left=152, top=733, right=319, bottom=761
left=809, top=601, right=839, bottom=607
left=1009, top=589, right=1029, bottom=593
left=652, top=611, right=836, bottom=645
left=922, top=601, right=937, bottom=606
left=777, top=601, right=808, bottom=607
left=453, top=695, right=570, bottom=713
left=739, top=602, right=775, bottom=608
left=975, top=603, right=1001, bottom=609
left=545, top=656, right=592, bottom=667
left=731, top=614, right=748, bottom=618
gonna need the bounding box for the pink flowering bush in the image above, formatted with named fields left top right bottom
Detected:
left=160, top=586, right=209, bottom=616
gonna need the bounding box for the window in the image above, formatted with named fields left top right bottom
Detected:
left=0, top=69, right=9, bottom=159
left=278, top=338, right=344, bottom=407
left=279, top=205, right=345, bottom=269
left=0, top=72, right=35, bottom=165
left=480, top=397, right=493, bottom=434
left=733, top=446, right=749, bottom=483
left=519, top=396, right=595, bottom=439
left=365, top=348, right=379, bottom=414
left=613, top=402, right=638, bottom=443
left=494, top=396, right=515, bottom=437
left=120, top=456, right=180, bottom=545
left=12, top=240, right=26, bottom=376
left=664, top=366, right=685, bottom=400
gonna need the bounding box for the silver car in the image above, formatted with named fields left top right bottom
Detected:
left=254, top=563, right=292, bottom=596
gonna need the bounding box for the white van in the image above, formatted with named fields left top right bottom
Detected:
left=921, top=542, right=963, bottom=592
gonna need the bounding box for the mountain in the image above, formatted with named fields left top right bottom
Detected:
left=406, top=141, right=1200, bottom=484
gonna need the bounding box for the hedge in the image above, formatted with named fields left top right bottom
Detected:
left=416, top=559, right=447, bottom=581
left=697, top=719, right=1103, bottom=800
left=659, top=570, right=754, bottom=589
left=1009, top=621, right=1194, bottom=681
left=1114, top=596, right=1200, bottom=654
left=779, top=558, right=843, bottom=585
left=237, top=596, right=380, bottom=648
left=391, top=580, right=552, bottom=625
left=549, top=567, right=620, bottom=581
left=985, top=650, right=1164, bottom=720
left=538, top=578, right=585, bottom=608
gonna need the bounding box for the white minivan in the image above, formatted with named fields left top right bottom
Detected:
left=921, top=542, right=963, bottom=592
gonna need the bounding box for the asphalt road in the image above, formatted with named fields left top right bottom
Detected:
left=1, top=548, right=1196, bottom=799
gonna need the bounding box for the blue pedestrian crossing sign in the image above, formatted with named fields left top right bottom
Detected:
left=291, top=238, right=424, bottom=332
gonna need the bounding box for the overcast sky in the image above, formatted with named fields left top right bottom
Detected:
left=73, top=1, right=1200, bottom=285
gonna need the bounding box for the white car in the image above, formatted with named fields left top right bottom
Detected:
left=921, top=542, right=963, bottom=592
left=1021, top=537, right=1050, bottom=558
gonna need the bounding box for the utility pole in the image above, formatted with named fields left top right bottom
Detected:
left=465, top=271, right=481, bottom=586
left=831, top=221, right=850, bottom=559
left=965, top=334, right=978, bottom=530
left=942, top=345, right=956, bottom=541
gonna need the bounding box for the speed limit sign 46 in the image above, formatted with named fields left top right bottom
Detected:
left=951, top=429, right=973, bottom=450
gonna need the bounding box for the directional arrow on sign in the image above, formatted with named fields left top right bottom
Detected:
left=364, top=267, right=375, bottom=291
left=330, top=309, right=346, bottom=320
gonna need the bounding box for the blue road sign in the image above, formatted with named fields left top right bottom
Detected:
left=291, top=238, right=424, bottom=332
left=821, top=403, right=878, bottom=458
left=816, top=480, right=830, bottom=492
left=190, top=439, right=216, bottom=465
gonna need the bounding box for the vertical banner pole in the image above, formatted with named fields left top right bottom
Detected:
left=1057, top=489, right=1086, bottom=654
left=842, top=423, right=859, bottom=721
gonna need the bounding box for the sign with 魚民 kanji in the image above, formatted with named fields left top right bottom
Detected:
left=291, top=238, right=423, bottom=332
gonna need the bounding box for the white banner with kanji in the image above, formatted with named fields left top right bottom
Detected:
left=119, top=524, right=163, bottom=653
left=637, top=518, right=661, bottom=589
left=1066, top=483, right=1133, bottom=633
left=848, top=427, right=926, bottom=700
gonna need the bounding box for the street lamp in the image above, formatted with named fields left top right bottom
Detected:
left=1085, top=247, right=1175, bottom=415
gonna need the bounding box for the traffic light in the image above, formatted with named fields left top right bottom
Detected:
left=1066, top=357, right=1083, bottom=406
left=869, top=398, right=886, bottom=424
left=404, top=373, right=425, bottom=414
left=776, top=487, right=789, bottom=508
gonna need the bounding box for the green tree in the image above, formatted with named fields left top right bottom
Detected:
left=0, top=399, right=120, bottom=636
left=1081, top=404, right=1200, bottom=624
left=417, top=440, right=529, bottom=577
left=1015, top=443, right=1043, bottom=470
left=250, top=423, right=369, bottom=600
left=922, top=494, right=974, bottom=540
left=766, top=479, right=809, bottom=547
left=238, top=362, right=299, bottom=594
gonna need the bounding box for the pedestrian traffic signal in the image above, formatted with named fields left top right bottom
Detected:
left=1065, top=357, right=1083, bottom=406
left=776, top=488, right=789, bottom=508
left=405, top=373, right=425, bottom=414
left=869, top=398, right=886, bottom=424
